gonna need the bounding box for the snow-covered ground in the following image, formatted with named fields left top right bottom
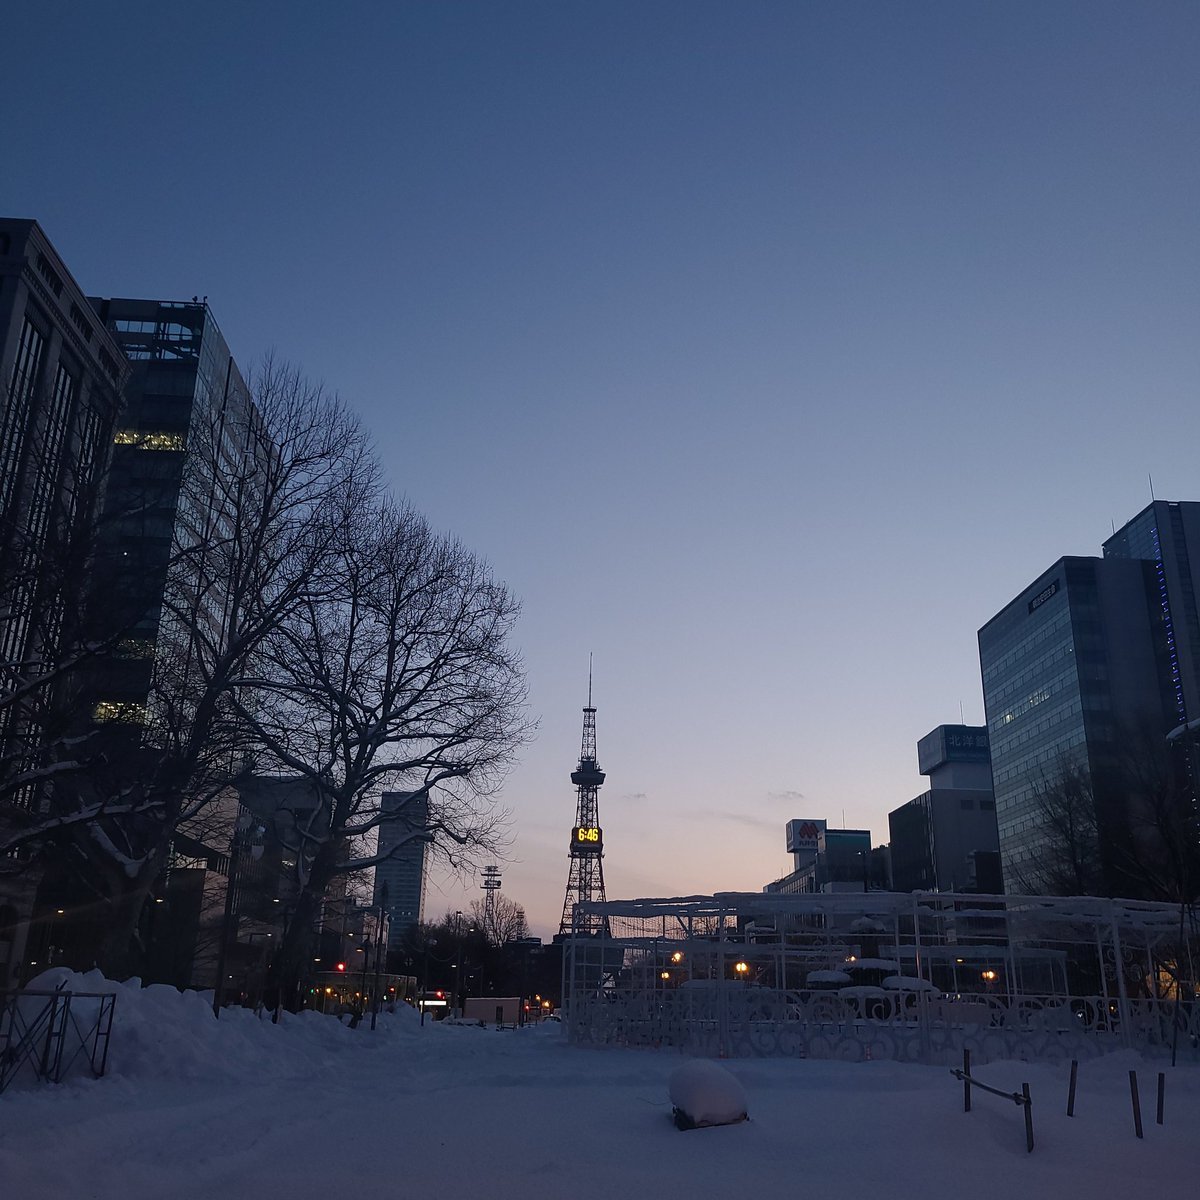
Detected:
left=2, top=971, right=1197, bottom=1199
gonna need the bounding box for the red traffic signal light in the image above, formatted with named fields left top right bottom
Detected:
left=436, top=990, right=444, bottom=999
left=336, top=962, right=346, bottom=972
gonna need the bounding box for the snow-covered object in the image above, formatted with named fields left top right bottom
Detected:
left=849, top=917, right=886, bottom=933
left=806, top=969, right=853, bottom=985
left=882, top=975, right=940, bottom=994
left=837, top=985, right=888, bottom=999
left=668, top=1059, right=748, bottom=1130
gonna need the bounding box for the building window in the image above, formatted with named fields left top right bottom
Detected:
left=113, top=429, right=187, bottom=451
left=36, top=252, right=63, bottom=297
left=68, top=304, right=94, bottom=343
left=0, top=315, right=47, bottom=514
left=92, top=701, right=148, bottom=724
left=22, top=361, right=78, bottom=552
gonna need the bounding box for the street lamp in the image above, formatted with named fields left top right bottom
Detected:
left=453, top=910, right=464, bottom=1018
left=421, top=935, right=438, bottom=1027
left=734, top=961, right=750, bottom=981
left=371, top=882, right=388, bottom=1032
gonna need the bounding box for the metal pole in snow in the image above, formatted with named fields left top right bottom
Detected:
left=1129, top=1070, right=1143, bottom=1139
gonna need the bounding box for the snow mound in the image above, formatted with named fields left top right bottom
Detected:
left=668, top=1060, right=749, bottom=1130
left=16, top=969, right=428, bottom=1088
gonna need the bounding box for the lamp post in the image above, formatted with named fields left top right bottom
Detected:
left=421, top=935, right=437, bottom=1026
left=453, top=910, right=464, bottom=1017
left=371, top=882, right=388, bottom=1031
left=270, top=901, right=295, bottom=1024
left=358, top=941, right=371, bottom=1022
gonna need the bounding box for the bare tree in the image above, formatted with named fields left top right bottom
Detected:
left=233, top=495, right=530, bottom=1003
left=1016, top=726, right=1200, bottom=903
left=469, top=894, right=529, bottom=947
left=2, top=360, right=377, bottom=978
left=1014, top=756, right=1106, bottom=896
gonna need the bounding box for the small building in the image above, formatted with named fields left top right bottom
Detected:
left=888, top=724, right=1001, bottom=894
left=765, top=820, right=880, bottom=895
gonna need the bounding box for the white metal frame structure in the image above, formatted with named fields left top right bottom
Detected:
left=564, top=891, right=1199, bottom=1065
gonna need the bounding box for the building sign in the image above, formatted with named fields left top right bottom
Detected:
left=1028, top=578, right=1060, bottom=614
left=786, top=819, right=826, bottom=854
left=917, top=725, right=990, bottom=774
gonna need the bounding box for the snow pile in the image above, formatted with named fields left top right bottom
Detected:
left=668, top=1059, right=748, bottom=1130
left=14, top=968, right=426, bottom=1088
left=2, top=993, right=1198, bottom=1200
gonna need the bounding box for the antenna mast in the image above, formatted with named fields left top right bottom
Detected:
left=558, top=664, right=609, bottom=936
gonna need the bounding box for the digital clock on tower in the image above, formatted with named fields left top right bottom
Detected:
left=573, top=825, right=603, bottom=850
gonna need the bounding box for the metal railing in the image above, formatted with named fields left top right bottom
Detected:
left=0, top=985, right=116, bottom=1094
left=564, top=891, right=1200, bottom=1065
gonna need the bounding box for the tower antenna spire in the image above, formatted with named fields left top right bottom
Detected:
left=559, top=666, right=609, bottom=937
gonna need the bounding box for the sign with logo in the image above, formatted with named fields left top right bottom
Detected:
left=786, top=819, right=826, bottom=854
left=1028, top=578, right=1060, bottom=614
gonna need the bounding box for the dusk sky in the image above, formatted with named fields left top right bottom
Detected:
left=7, top=2, right=1198, bottom=938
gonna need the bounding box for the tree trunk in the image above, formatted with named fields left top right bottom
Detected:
left=90, top=844, right=169, bottom=981
left=92, top=878, right=152, bottom=980
left=277, top=843, right=339, bottom=1011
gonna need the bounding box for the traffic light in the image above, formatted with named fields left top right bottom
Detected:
left=336, top=962, right=346, bottom=973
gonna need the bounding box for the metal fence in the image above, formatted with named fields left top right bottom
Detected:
left=0, top=986, right=116, bottom=1094
left=564, top=891, right=1200, bottom=1065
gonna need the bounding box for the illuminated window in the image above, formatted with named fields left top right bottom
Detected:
left=115, top=637, right=156, bottom=660
left=113, top=430, right=186, bottom=451
left=92, top=701, right=148, bottom=724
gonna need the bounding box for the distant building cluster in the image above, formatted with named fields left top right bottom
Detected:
left=0, top=220, right=427, bottom=994
left=766, top=501, right=1200, bottom=905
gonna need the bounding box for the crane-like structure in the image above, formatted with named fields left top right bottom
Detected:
left=558, top=662, right=609, bottom=936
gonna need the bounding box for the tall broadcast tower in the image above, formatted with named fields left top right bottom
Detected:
left=558, top=665, right=609, bottom=936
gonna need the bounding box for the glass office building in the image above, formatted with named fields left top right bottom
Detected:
left=85, top=298, right=254, bottom=722
left=1103, top=500, right=1200, bottom=728
left=978, top=555, right=1168, bottom=893
left=373, top=792, right=430, bottom=949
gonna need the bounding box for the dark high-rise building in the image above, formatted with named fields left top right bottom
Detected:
left=1102, top=501, right=1200, bottom=729
left=978, top=553, right=1172, bottom=895
left=1, top=222, right=127, bottom=773
left=85, top=297, right=254, bottom=726
left=373, top=791, right=429, bottom=949
left=0, top=219, right=127, bottom=988
left=888, top=725, right=1001, bottom=894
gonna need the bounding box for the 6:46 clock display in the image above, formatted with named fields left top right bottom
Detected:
left=572, top=825, right=603, bottom=851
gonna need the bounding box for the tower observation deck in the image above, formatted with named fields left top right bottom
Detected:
left=558, top=669, right=609, bottom=936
